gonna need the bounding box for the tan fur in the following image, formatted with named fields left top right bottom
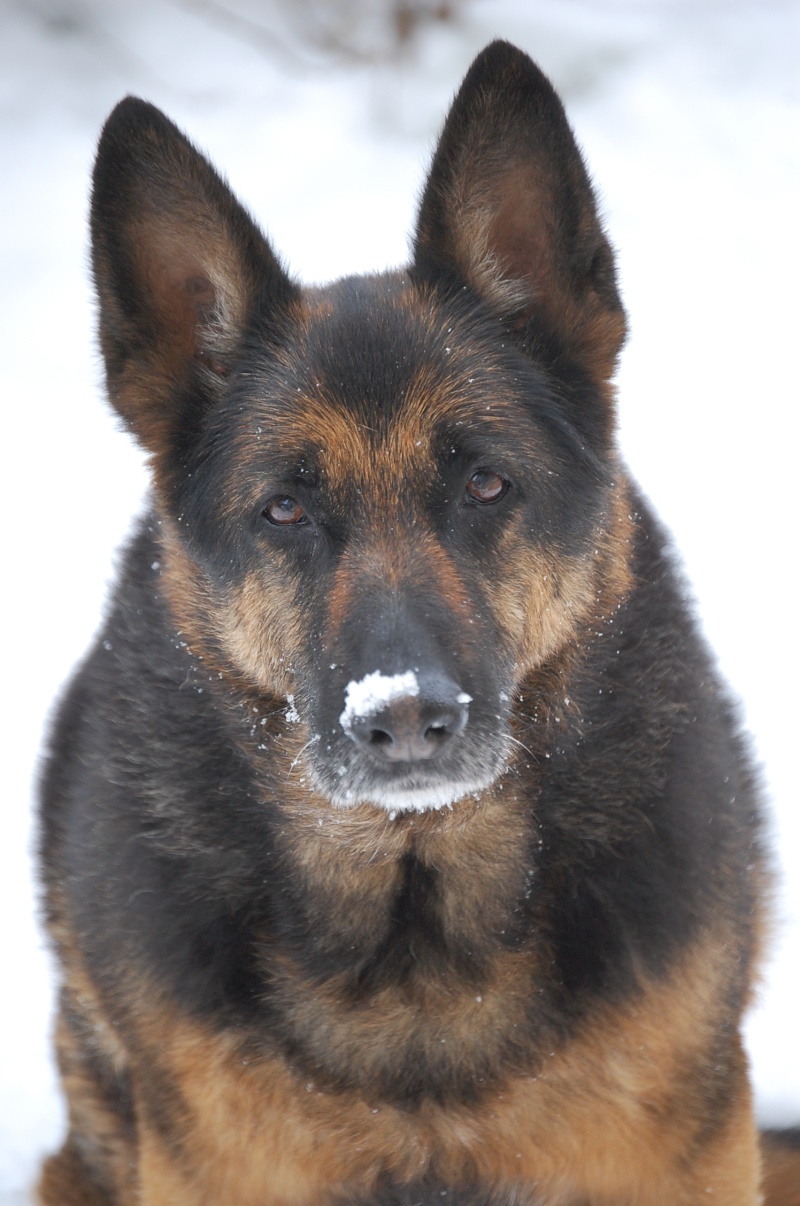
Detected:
left=38, top=923, right=764, bottom=1206
left=761, top=1135, right=800, bottom=1206
left=39, top=794, right=772, bottom=1206
left=38, top=895, right=137, bottom=1205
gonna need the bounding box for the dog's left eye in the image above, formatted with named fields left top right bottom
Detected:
left=465, top=470, right=509, bottom=505
left=263, top=496, right=307, bottom=526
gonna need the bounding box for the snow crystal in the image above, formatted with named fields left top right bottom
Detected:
left=339, top=670, right=418, bottom=735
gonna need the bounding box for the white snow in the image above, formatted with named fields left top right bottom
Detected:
left=340, top=779, right=483, bottom=814
left=2, top=0, right=798, bottom=1199
left=339, top=670, right=420, bottom=734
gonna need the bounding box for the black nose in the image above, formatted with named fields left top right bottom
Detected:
left=341, top=672, right=470, bottom=763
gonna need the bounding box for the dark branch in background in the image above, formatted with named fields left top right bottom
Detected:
left=167, top=0, right=458, bottom=67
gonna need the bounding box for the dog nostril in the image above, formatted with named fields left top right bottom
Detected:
left=366, top=699, right=469, bottom=762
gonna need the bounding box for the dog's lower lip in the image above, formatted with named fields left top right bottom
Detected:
left=309, top=747, right=506, bottom=813
left=333, top=783, right=482, bottom=814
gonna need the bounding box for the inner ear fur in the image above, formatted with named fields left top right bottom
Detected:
left=91, top=97, right=296, bottom=453
left=413, top=41, right=627, bottom=389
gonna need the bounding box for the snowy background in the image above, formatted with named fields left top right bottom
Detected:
left=1, top=0, right=798, bottom=1198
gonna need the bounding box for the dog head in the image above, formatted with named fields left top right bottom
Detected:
left=91, top=42, right=630, bottom=815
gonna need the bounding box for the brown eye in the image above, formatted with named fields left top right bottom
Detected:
left=263, top=496, right=306, bottom=526
left=465, top=470, right=509, bottom=505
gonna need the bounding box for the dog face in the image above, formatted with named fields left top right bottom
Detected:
left=176, top=273, right=620, bottom=813
left=91, top=44, right=629, bottom=816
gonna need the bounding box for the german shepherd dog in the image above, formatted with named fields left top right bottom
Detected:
left=38, top=40, right=799, bottom=1206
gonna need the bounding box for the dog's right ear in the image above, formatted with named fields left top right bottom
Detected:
left=91, top=98, right=297, bottom=454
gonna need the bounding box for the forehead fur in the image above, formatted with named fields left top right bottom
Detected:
left=228, top=272, right=556, bottom=492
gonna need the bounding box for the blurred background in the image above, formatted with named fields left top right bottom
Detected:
left=1, top=0, right=798, bottom=1199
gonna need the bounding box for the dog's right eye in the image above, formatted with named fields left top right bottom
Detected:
left=263, top=496, right=307, bottom=526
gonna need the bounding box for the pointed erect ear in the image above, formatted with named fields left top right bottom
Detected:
left=91, top=98, right=297, bottom=453
left=413, top=41, right=626, bottom=387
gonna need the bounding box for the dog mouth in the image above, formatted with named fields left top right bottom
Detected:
left=309, top=753, right=508, bottom=815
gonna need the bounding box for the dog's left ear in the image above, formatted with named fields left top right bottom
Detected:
left=414, top=41, right=626, bottom=390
